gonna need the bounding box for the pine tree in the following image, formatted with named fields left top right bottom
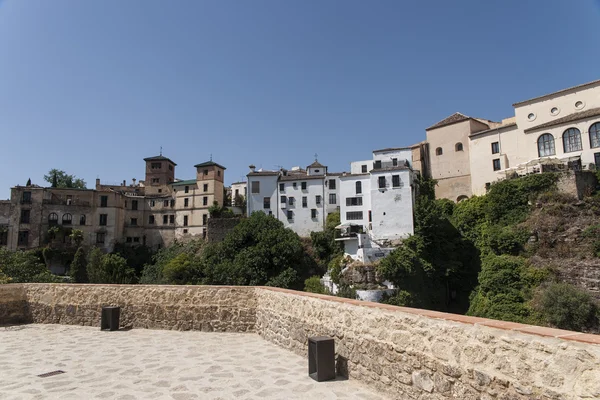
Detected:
left=86, top=247, right=105, bottom=283
left=70, top=247, right=88, bottom=283
left=26, top=178, right=31, bottom=186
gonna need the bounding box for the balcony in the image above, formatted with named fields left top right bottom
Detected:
left=372, top=160, right=408, bottom=170
left=42, top=199, right=91, bottom=207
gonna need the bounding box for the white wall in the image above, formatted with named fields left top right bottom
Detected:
left=373, top=148, right=413, bottom=169
left=246, top=174, right=279, bottom=219
left=278, top=178, right=325, bottom=237
left=369, top=169, right=414, bottom=241
left=350, top=160, right=372, bottom=174
left=339, top=175, right=371, bottom=231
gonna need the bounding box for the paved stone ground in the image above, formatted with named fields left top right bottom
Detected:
left=0, top=324, right=386, bottom=400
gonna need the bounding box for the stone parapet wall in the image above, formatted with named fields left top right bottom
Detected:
left=1, top=284, right=599, bottom=399
left=0, top=284, right=28, bottom=324
left=256, top=287, right=600, bottom=400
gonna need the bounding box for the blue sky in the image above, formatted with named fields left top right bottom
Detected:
left=1, top=0, right=599, bottom=198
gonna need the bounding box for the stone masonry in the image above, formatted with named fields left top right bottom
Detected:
left=1, top=283, right=599, bottom=399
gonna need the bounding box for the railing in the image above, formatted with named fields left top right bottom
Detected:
left=372, top=160, right=409, bottom=170
left=42, top=199, right=91, bottom=207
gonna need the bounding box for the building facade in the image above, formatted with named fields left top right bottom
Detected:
left=1, top=155, right=226, bottom=253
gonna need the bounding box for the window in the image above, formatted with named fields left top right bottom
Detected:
left=346, top=211, right=363, bottom=220
left=126, top=237, right=132, bottom=243
left=170, top=199, right=175, bottom=207
left=99, top=214, right=108, bottom=226
left=133, top=237, right=140, bottom=243
left=288, top=197, right=294, bottom=205
left=455, top=143, right=463, bottom=152
left=590, top=123, right=600, bottom=148
left=287, top=210, right=293, bottom=220
left=368, top=210, right=372, bottom=222
left=301, top=182, right=307, bottom=190
left=551, top=107, right=559, bottom=116
left=374, top=160, right=382, bottom=169
left=158, top=189, right=163, bottom=193
left=203, top=214, right=208, bottom=225
left=279, top=183, right=285, bottom=192
left=130, top=218, right=138, bottom=226
left=204, top=169, right=208, bottom=175
left=184, top=198, right=189, bottom=207
left=328, top=179, right=336, bottom=189
left=293, top=182, right=297, bottom=188
left=169, top=164, right=173, bottom=171
left=493, top=159, right=501, bottom=171
left=100, top=195, right=108, bottom=207
left=152, top=178, right=160, bottom=184
left=346, top=197, right=363, bottom=206
left=563, top=128, right=582, bottom=153
left=528, top=113, right=536, bottom=121
left=315, top=169, right=320, bottom=173
left=151, top=162, right=162, bottom=169
left=48, top=213, right=58, bottom=226
left=302, top=196, right=307, bottom=208
left=315, top=195, right=321, bottom=205
left=378, top=176, right=386, bottom=189
left=170, top=215, right=175, bottom=224
left=62, top=213, right=72, bottom=225
left=595, top=152, right=600, bottom=168
left=79, top=215, right=86, bottom=225
left=203, top=197, right=208, bottom=206
left=264, top=197, right=271, bottom=209
left=183, top=229, right=188, bottom=234
left=392, top=175, right=401, bottom=188
left=17, top=230, right=29, bottom=246
left=0, top=228, right=7, bottom=246
left=203, top=184, right=208, bottom=192
left=96, top=233, right=105, bottom=244
left=184, top=186, right=189, bottom=193
left=311, top=209, right=317, bottom=219
left=125, top=200, right=128, bottom=208
left=538, top=134, right=556, bottom=157
left=163, top=215, right=168, bottom=224
left=329, top=193, right=336, bottom=204
left=491, top=142, right=500, bottom=154
left=281, top=195, right=287, bottom=204
left=22, top=191, right=31, bottom=204
left=218, top=170, right=221, bottom=177
left=132, top=200, right=138, bottom=210
left=183, top=215, right=188, bottom=226
left=356, top=181, right=362, bottom=194
left=361, top=165, right=367, bottom=173
left=149, top=215, right=155, bottom=224
left=575, top=101, right=584, bottom=109
left=20, top=210, right=30, bottom=224
left=252, top=181, right=260, bottom=193
left=435, top=147, right=443, bottom=156
left=163, top=200, right=169, bottom=207
left=392, top=158, right=398, bottom=166
left=150, top=200, right=155, bottom=207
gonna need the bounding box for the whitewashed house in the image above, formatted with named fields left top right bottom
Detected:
left=337, top=148, right=417, bottom=263
left=246, top=161, right=342, bottom=237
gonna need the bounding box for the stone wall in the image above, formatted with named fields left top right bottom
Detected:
left=2, top=283, right=600, bottom=399
left=206, top=217, right=241, bottom=243
left=255, top=287, right=600, bottom=400
left=0, top=284, right=28, bottom=324
left=557, top=170, right=598, bottom=200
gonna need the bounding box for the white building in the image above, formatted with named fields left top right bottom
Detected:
left=246, top=161, right=341, bottom=237
left=337, top=148, right=418, bottom=263
left=468, top=79, right=600, bottom=196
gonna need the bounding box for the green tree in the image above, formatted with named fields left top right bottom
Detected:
left=140, top=239, right=205, bottom=284
left=310, top=211, right=343, bottom=268
left=101, top=254, right=135, bottom=284
left=0, top=248, right=48, bottom=283
left=69, top=247, right=88, bottom=283
left=43, top=169, right=87, bottom=189
left=304, top=275, right=328, bottom=294
left=201, top=211, right=309, bottom=289
left=532, top=283, right=599, bottom=331
left=163, top=253, right=201, bottom=285
left=69, top=229, right=84, bottom=247
left=86, top=247, right=106, bottom=283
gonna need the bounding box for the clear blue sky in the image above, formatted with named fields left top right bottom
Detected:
left=1, top=0, right=599, bottom=198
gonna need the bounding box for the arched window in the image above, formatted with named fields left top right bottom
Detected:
left=457, top=195, right=469, bottom=203
left=455, top=143, right=463, bottom=152
left=436, top=147, right=443, bottom=156
left=48, top=213, right=58, bottom=226
left=79, top=215, right=86, bottom=226
left=590, top=122, right=600, bottom=149
left=563, top=128, right=582, bottom=153
left=62, top=213, right=72, bottom=225
left=538, top=134, right=555, bottom=157
left=355, top=181, right=362, bottom=194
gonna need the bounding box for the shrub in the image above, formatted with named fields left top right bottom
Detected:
left=336, top=285, right=357, bottom=300
left=69, top=247, right=88, bottom=283
left=304, top=275, right=328, bottom=294
left=86, top=248, right=105, bottom=283
left=0, top=248, right=48, bottom=283
left=532, top=283, right=599, bottom=332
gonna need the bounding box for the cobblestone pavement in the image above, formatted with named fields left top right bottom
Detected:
left=0, top=324, right=386, bottom=400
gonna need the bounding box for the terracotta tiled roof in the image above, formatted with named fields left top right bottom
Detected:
left=247, top=171, right=279, bottom=176
left=426, top=112, right=470, bottom=131
left=194, top=161, right=226, bottom=170
left=307, top=161, right=326, bottom=168
left=513, top=79, right=600, bottom=106
left=279, top=175, right=324, bottom=182
left=524, top=107, right=600, bottom=133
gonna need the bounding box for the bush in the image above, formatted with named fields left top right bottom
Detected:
left=86, top=248, right=105, bottom=283
left=101, top=254, right=135, bottom=284
left=0, top=248, right=48, bottom=283
left=304, top=275, right=328, bottom=294
left=532, top=283, right=599, bottom=332
left=69, top=247, right=88, bottom=283
left=162, top=253, right=200, bottom=285
left=336, top=285, right=357, bottom=300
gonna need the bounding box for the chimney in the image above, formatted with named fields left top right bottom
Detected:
left=95, top=178, right=100, bottom=189
left=249, top=164, right=256, bottom=173
left=122, top=180, right=126, bottom=186
left=132, top=178, right=137, bottom=186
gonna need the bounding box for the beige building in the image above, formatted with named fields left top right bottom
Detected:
left=1, top=155, right=226, bottom=253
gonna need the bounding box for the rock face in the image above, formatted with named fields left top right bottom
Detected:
left=1, top=283, right=600, bottom=399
